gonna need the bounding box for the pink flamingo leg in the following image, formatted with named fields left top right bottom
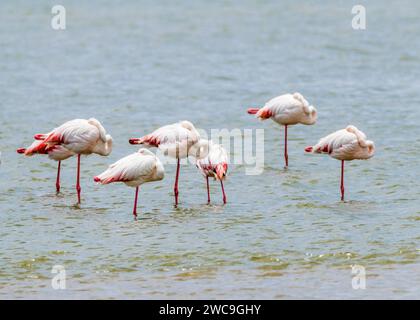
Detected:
left=220, top=180, right=227, bottom=204
left=76, top=155, right=81, bottom=204
left=174, top=158, right=180, bottom=206
left=206, top=176, right=211, bottom=204
left=341, top=160, right=345, bottom=201
left=133, top=186, right=139, bottom=218
left=56, top=161, right=61, bottom=194
left=284, top=125, right=289, bottom=168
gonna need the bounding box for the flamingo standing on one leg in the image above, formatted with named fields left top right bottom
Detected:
left=17, top=137, right=74, bottom=193
left=94, top=148, right=165, bottom=219
left=247, top=92, right=317, bottom=168
left=305, top=125, right=375, bottom=201
left=20, top=118, right=113, bottom=204
left=196, top=141, right=228, bottom=204
left=129, top=120, right=208, bottom=207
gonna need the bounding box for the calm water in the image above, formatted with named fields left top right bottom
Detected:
left=0, top=0, right=419, bottom=299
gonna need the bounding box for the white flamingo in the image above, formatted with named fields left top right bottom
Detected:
left=196, top=141, right=228, bottom=204
left=247, top=92, right=317, bottom=168
left=94, top=148, right=165, bottom=218
left=129, top=120, right=208, bottom=206
left=305, top=125, right=375, bottom=201
left=19, top=118, right=113, bottom=204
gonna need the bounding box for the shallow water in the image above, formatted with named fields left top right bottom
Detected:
left=0, top=0, right=419, bottom=299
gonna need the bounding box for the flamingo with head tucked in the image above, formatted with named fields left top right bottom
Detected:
left=305, top=125, right=375, bottom=201
left=18, top=118, right=113, bottom=204
left=94, top=148, right=165, bottom=218
left=129, top=120, right=208, bottom=206
left=17, top=136, right=74, bottom=194
left=247, top=92, right=317, bottom=168
left=196, top=141, right=228, bottom=204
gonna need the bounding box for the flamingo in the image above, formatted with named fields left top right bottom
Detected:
left=17, top=138, right=74, bottom=193
left=305, top=125, right=375, bottom=201
left=18, top=118, right=113, bottom=204
left=196, top=141, right=228, bottom=204
left=247, top=92, right=317, bottom=168
left=94, top=148, right=165, bottom=218
left=129, top=120, right=208, bottom=206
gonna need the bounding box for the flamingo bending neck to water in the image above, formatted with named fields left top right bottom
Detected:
left=196, top=141, right=228, bottom=204
left=247, top=92, right=317, bottom=168
left=305, top=125, right=375, bottom=201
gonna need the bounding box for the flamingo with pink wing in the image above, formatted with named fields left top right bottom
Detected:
left=305, top=125, right=375, bottom=201
left=248, top=92, right=317, bottom=168
left=196, top=141, right=228, bottom=204
left=129, top=120, right=209, bottom=206
left=94, top=148, right=164, bottom=218
left=18, top=118, right=113, bottom=204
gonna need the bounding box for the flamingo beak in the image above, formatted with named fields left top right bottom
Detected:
left=129, top=138, right=140, bottom=145
left=305, top=146, right=313, bottom=153
left=17, top=148, right=26, bottom=154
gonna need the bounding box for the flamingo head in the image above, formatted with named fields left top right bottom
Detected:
left=190, top=139, right=210, bottom=159
left=92, top=134, right=113, bottom=156
left=364, top=140, right=375, bottom=158
left=104, top=134, right=113, bottom=155
left=179, top=120, right=195, bottom=131
left=215, top=163, right=228, bottom=181
left=301, top=105, right=317, bottom=125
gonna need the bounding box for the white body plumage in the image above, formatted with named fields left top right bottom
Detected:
left=254, top=92, right=317, bottom=125
left=306, top=125, right=375, bottom=161
left=95, top=148, right=164, bottom=187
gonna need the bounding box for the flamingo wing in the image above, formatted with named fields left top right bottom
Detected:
left=154, top=124, right=196, bottom=146
left=309, top=129, right=359, bottom=159
left=266, top=93, right=308, bottom=117
left=95, top=152, right=158, bottom=185
left=46, top=119, right=101, bottom=154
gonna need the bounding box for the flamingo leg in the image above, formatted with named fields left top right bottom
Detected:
left=220, top=180, right=227, bottom=204
left=206, top=176, right=211, bottom=204
left=133, top=186, right=139, bottom=219
left=284, top=125, right=289, bottom=168
left=174, top=158, right=180, bottom=206
left=76, top=155, right=81, bottom=204
left=340, top=160, right=345, bottom=201
left=56, top=161, right=61, bottom=194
